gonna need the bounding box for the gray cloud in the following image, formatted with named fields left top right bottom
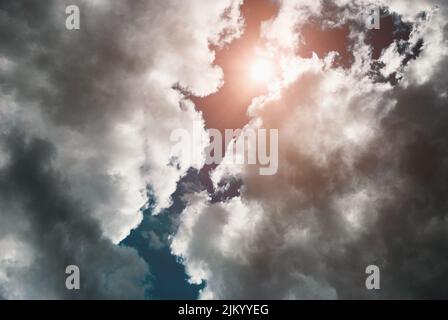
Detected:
left=0, top=0, right=242, bottom=298
left=172, top=0, right=448, bottom=299
left=0, top=131, right=148, bottom=299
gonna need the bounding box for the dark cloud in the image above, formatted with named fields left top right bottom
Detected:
left=172, top=0, right=448, bottom=299
left=0, top=0, right=242, bottom=298
left=2, top=0, right=447, bottom=300
left=0, top=1, right=153, bottom=298
left=0, top=130, right=148, bottom=298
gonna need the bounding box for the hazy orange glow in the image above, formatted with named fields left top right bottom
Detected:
left=191, top=0, right=279, bottom=132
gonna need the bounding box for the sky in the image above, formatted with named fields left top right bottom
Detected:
left=1, top=0, right=448, bottom=299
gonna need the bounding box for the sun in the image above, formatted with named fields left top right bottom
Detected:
left=249, top=57, right=274, bottom=83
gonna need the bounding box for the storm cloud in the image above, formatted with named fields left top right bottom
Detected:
left=172, top=0, right=448, bottom=299
left=2, top=0, right=448, bottom=300
left=0, top=0, right=241, bottom=298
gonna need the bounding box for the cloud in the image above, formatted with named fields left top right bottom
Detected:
left=0, top=0, right=242, bottom=298
left=172, top=0, right=448, bottom=299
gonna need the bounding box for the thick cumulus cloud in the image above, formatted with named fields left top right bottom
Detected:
left=0, top=0, right=241, bottom=298
left=172, top=0, right=448, bottom=299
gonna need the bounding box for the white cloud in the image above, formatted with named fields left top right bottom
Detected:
left=0, top=0, right=242, bottom=299
left=172, top=0, right=448, bottom=299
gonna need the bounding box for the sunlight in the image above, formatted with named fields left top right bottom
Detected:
left=249, top=57, right=274, bottom=83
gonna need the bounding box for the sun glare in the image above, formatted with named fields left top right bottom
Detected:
left=250, top=58, right=274, bottom=83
